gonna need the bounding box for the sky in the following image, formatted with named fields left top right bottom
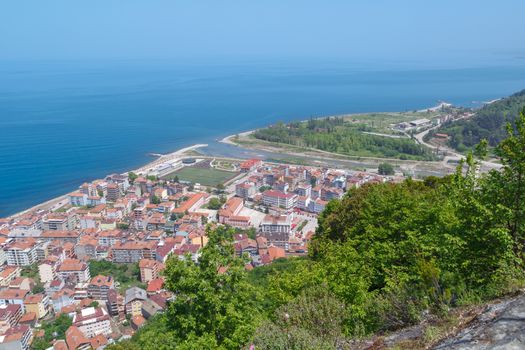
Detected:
left=1, top=0, right=525, bottom=64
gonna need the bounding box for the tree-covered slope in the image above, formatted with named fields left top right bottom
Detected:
left=438, top=89, right=525, bottom=151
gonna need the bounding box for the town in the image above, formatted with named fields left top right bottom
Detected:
left=0, top=157, right=404, bottom=350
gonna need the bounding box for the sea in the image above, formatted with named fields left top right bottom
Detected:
left=2, top=58, right=525, bottom=217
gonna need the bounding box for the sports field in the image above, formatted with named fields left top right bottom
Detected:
left=164, top=166, right=238, bottom=186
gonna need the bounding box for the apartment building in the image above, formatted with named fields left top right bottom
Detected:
left=262, top=190, right=297, bottom=210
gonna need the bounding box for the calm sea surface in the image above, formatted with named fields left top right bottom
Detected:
left=1, top=59, right=525, bottom=216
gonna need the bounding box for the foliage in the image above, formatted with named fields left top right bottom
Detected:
left=31, top=314, right=72, bottom=350
left=151, top=195, right=161, bottom=204
left=437, top=89, right=525, bottom=151
left=253, top=117, right=435, bottom=160
left=88, top=260, right=142, bottom=292
left=128, top=171, right=138, bottom=184
left=206, top=197, right=223, bottom=210
left=378, top=162, right=395, bottom=175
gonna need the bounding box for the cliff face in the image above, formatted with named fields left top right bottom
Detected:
left=434, top=294, right=525, bottom=350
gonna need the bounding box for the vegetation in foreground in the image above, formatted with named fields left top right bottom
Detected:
left=252, top=117, right=436, bottom=161
left=109, top=111, right=525, bottom=349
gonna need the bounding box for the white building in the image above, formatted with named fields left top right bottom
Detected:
left=72, top=307, right=112, bottom=338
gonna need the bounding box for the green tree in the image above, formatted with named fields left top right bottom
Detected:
left=151, top=195, right=161, bottom=205
left=206, top=197, right=222, bottom=210
left=128, top=171, right=138, bottom=184
left=377, top=162, right=395, bottom=175
left=163, top=226, right=262, bottom=349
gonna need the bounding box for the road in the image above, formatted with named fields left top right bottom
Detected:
left=413, top=124, right=501, bottom=171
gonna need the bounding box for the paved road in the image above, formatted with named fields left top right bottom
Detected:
left=413, top=124, right=501, bottom=171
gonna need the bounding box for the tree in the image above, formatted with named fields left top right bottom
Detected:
left=378, top=162, right=395, bottom=175
left=489, top=108, right=525, bottom=260
left=206, top=198, right=222, bottom=210
left=151, top=195, right=161, bottom=205
left=163, top=226, right=262, bottom=348
left=128, top=172, right=138, bottom=184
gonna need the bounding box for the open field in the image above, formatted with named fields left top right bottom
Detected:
left=163, top=164, right=238, bottom=186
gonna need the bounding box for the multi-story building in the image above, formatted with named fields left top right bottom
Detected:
left=106, top=183, right=120, bottom=202
left=87, top=275, right=114, bottom=302
left=218, top=197, right=251, bottom=228
left=138, top=259, right=164, bottom=283
left=57, top=259, right=90, bottom=284
left=262, top=190, right=297, bottom=210
left=0, top=267, right=21, bottom=288
left=125, top=287, right=147, bottom=317
left=69, top=192, right=88, bottom=207
left=235, top=182, right=256, bottom=199
left=260, top=215, right=292, bottom=249
left=0, top=325, right=32, bottom=350
left=97, top=229, right=122, bottom=247
left=0, top=289, right=29, bottom=311
left=23, top=294, right=49, bottom=319
left=42, top=213, right=76, bottom=231
left=5, top=240, right=37, bottom=266
left=65, top=325, right=91, bottom=350
left=38, top=259, right=57, bottom=284
left=111, top=241, right=156, bottom=263
left=40, top=230, right=80, bottom=244
left=0, top=304, right=23, bottom=333
left=72, top=307, right=112, bottom=338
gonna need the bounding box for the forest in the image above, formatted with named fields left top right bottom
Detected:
left=436, top=89, right=525, bottom=152
left=252, top=117, right=435, bottom=161
left=108, top=110, right=525, bottom=349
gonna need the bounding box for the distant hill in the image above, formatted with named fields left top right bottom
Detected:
left=438, top=89, right=525, bottom=152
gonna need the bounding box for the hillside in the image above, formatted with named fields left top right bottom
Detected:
left=108, top=109, right=525, bottom=350
left=436, top=89, right=525, bottom=152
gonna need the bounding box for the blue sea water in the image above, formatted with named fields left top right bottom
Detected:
left=1, top=59, right=525, bottom=217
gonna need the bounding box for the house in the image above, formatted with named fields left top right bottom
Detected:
left=125, top=287, right=147, bottom=317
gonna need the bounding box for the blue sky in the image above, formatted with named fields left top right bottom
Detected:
left=1, top=0, right=525, bottom=64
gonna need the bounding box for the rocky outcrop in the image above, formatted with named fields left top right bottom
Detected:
left=434, top=294, right=525, bottom=350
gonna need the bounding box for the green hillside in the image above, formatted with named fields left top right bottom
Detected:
left=438, top=89, right=525, bottom=151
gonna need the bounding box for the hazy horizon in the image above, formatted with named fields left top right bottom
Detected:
left=2, top=1, right=525, bottom=64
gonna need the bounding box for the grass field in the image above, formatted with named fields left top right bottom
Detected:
left=164, top=166, right=238, bottom=186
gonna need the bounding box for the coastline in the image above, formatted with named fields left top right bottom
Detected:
left=6, top=143, right=208, bottom=220
left=3, top=101, right=467, bottom=220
